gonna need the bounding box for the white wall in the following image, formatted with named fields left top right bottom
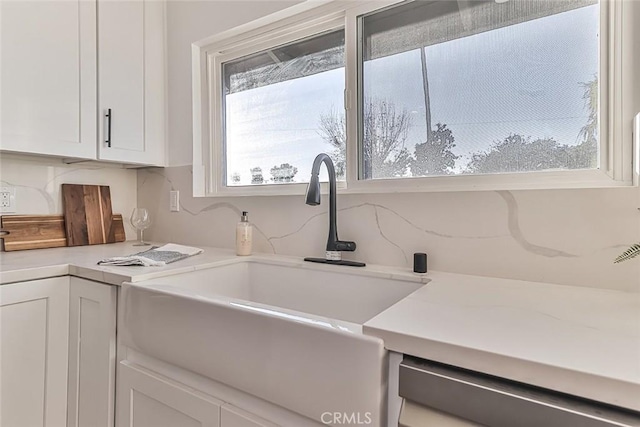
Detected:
left=139, top=166, right=640, bottom=291
left=165, top=0, right=302, bottom=166
left=1, top=154, right=138, bottom=240
left=140, top=0, right=640, bottom=292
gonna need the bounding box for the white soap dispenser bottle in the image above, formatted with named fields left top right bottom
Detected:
left=236, top=211, right=253, bottom=256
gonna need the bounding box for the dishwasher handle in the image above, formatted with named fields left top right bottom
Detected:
left=399, top=357, right=640, bottom=427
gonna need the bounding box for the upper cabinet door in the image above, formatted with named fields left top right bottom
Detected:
left=0, top=0, right=97, bottom=159
left=98, top=0, right=165, bottom=166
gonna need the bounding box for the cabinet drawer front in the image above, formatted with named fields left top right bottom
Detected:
left=118, top=362, right=221, bottom=427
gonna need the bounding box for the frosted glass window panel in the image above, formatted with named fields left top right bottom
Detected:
left=223, top=30, right=345, bottom=186
left=360, top=0, right=599, bottom=179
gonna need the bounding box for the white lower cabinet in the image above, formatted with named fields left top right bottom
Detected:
left=117, top=362, right=278, bottom=427
left=0, top=277, right=70, bottom=427
left=0, top=276, right=117, bottom=427
left=221, top=405, right=277, bottom=427
left=118, top=362, right=222, bottom=427
left=67, top=277, right=117, bottom=427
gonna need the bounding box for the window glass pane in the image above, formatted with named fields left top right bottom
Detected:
left=360, top=0, right=599, bottom=179
left=223, top=30, right=345, bottom=186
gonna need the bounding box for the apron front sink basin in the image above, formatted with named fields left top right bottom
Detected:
left=121, top=258, right=427, bottom=425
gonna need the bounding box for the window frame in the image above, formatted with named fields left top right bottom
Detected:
left=192, top=0, right=637, bottom=197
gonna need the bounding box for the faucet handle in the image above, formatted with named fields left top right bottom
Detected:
left=335, top=240, right=356, bottom=252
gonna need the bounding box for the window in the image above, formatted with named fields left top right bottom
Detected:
left=222, top=30, right=345, bottom=186
left=360, top=0, right=599, bottom=179
left=193, top=0, right=636, bottom=196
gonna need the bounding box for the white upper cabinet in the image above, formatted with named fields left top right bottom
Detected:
left=0, top=0, right=98, bottom=159
left=0, top=0, right=165, bottom=166
left=98, top=0, right=165, bottom=166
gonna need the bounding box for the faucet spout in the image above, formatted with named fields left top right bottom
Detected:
left=304, top=154, right=364, bottom=267
left=306, top=153, right=339, bottom=251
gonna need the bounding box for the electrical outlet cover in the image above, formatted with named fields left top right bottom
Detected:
left=169, top=190, right=180, bottom=212
left=0, top=186, right=16, bottom=213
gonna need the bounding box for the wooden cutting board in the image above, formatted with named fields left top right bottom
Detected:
left=62, top=184, right=114, bottom=246
left=0, top=214, right=126, bottom=251
left=0, top=215, right=67, bottom=251
left=111, top=214, right=126, bottom=242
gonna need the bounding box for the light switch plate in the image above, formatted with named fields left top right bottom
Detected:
left=169, top=190, right=180, bottom=212
left=0, top=186, right=16, bottom=213
left=633, top=112, right=639, bottom=186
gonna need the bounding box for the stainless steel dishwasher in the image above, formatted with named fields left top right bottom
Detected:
left=398, top=356, right=640, bottom=427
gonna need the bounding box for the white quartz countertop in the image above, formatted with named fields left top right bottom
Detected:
left=364, top=271, right=640, bottom=412
left=0, top=241, right=241, bottom=285
left=2, top=243, right=639, bottom=412
left=0, top=241, right=429, bottom=286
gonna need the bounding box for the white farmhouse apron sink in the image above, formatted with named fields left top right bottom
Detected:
left=120, top=258, right=426, bottom=425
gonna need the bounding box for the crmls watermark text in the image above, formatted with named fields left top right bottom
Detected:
left=321, top=412, right=373, bottom=425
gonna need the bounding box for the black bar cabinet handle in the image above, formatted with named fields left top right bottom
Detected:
left=105, top=108, right=112, bottom=147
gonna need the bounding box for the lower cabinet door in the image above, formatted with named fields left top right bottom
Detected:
left=118, top=362, right=221, bottom=427
left=0, top=277, right=69, bottom=427
left=221, top=405, right=277, bottom=427
left=67, top=277, right=117, bottom=427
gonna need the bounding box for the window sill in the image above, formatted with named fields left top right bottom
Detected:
left=194, top=169, right=635, bottom=198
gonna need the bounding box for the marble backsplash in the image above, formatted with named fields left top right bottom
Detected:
left=139, top=166, right=640, bottom=291
left=0, top=154, right=138, bottom=240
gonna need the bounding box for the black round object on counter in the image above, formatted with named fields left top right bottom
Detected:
left=413, top=252, right=427, bottom=273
